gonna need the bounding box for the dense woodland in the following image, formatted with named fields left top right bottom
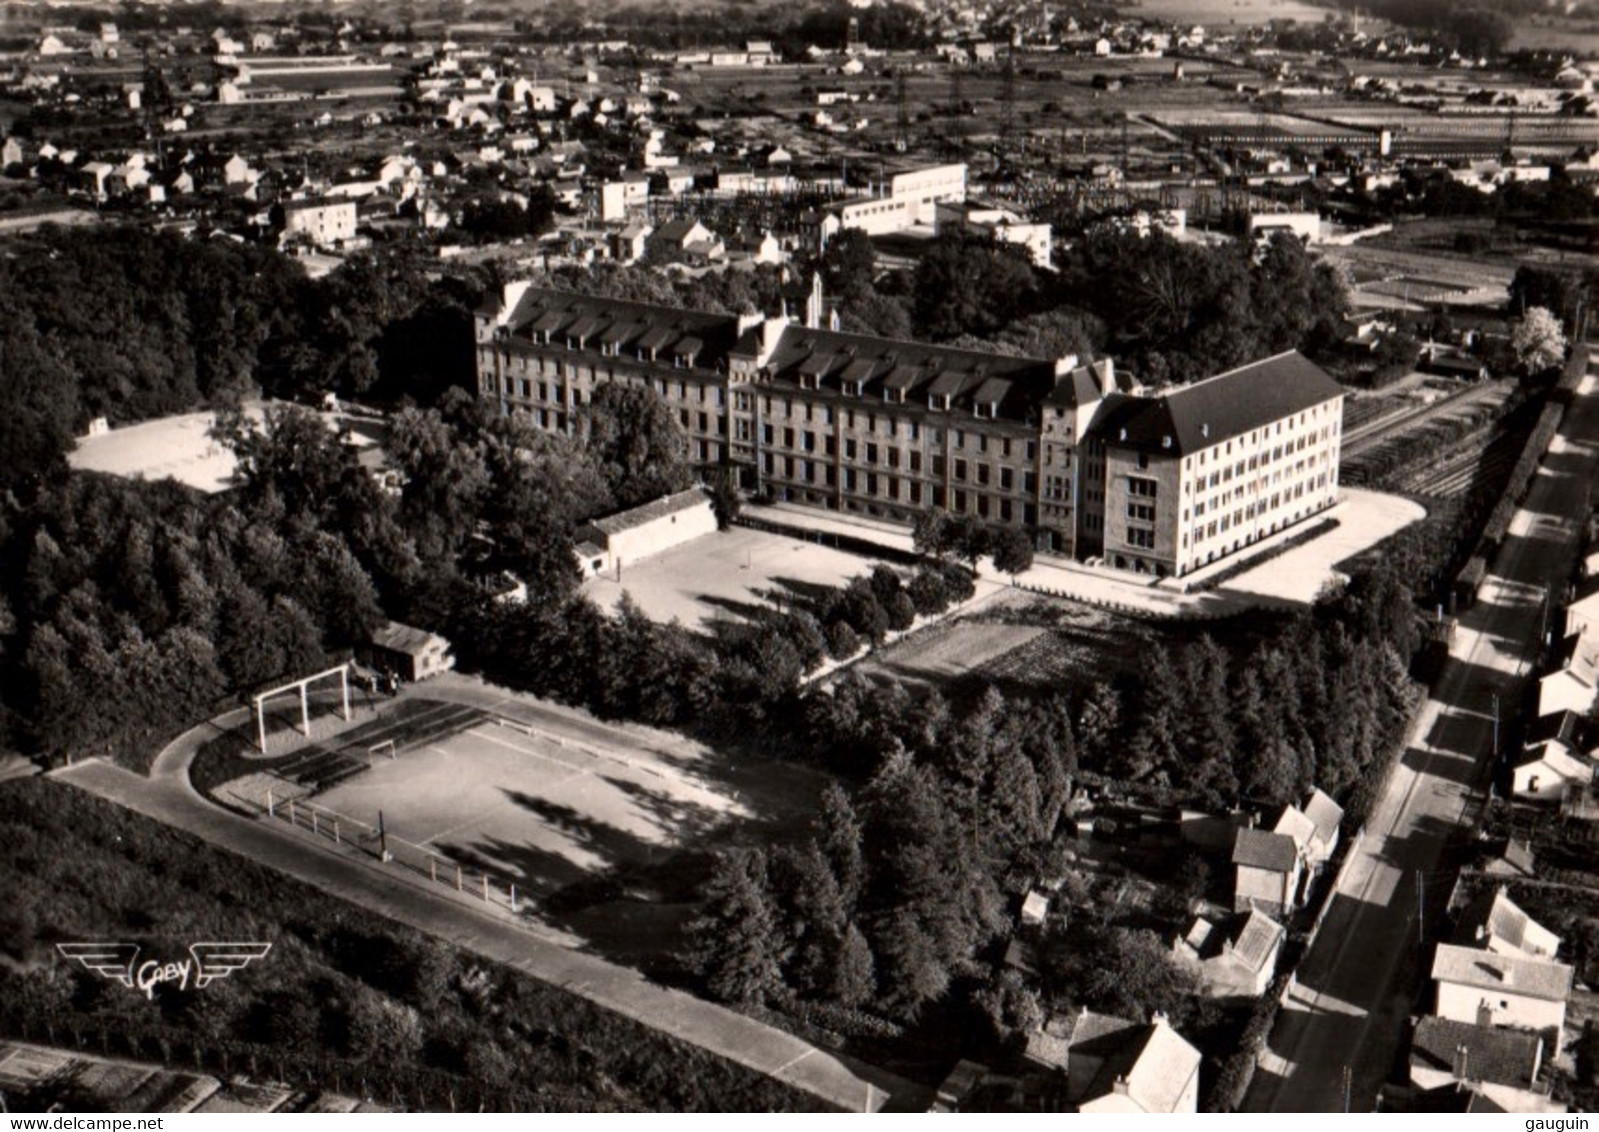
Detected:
left=818, top=226, right=1350, bottom=384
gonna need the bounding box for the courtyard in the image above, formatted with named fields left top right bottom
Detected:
left=580, top=524, right=904, bottom=630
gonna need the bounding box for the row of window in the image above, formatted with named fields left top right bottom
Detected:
left=1188, top=477, right=1330, bottom=547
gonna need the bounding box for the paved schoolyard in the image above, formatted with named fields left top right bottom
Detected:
left=1190, top=486, right=1427, bottom=604
left=580, top=525, right=895, bottom=630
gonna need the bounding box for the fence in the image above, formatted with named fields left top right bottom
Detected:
left=240, top=783, right=533, bottom=923
left=732, top=514, right=921, bottom=566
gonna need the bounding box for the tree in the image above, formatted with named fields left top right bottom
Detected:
left=948, top=513, right=991, bottom=567
left=1073, top=925, right=1199, bottom=1025
left=912, top=508, right=955, bottom=559
left=707, top=465, right=742, bottom=530
left=1510, top=306, right=1567, bottom=376
left=913, top=233, right=1040, bottom=341
left=832, top=923, right=876, bottom=1007
left=1510, top=266, right=1584, bottom=321
left=687, top=847, right=787, bottom=1005
left=459, top=195, right=553, bottom=243
left=579, top=382, right=694, bottom=510
left=991, top=527, right=1034, bottom=578
left=817, top=228, right=877, bottom=302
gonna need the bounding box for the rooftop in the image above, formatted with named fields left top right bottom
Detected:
left=1515, top=738, right=1590, bottom=783
left=1230, top=909, right=1286, bottom=974
left=370, top=620, right=446, bottom=655
left=1303, top=788, right=1344, bottom=844
left=1411, top=1016, right=1541, bottom=1090
left=1232, top=827, right=1300, bottom=873
left=1077, top=1014, right=1202, bottom=1113
left=586, top=488, right=710, bottom=537
left=1431, top=943, right=1571, bottom=1003
left=1453, top=887, right=1557, bottom=957
left=1097, top=351, right=1343, bottom=455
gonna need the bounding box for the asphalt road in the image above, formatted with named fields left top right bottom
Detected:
left=1244, top=357, right=1599, bottom=1112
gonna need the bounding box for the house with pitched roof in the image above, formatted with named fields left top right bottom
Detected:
left=1431, top=944, right=1572, bottom=1048
left=1511, top=738, right=1592, bottom=803
left=1232, top=827, right=1302, bottom=915
left=1273, top=787, right=1343, bottom=872
left=648, top=217, right=722, bottom=261
left=1526, top=710, right=1598, bottom=759
left=1174, top=907, right=1285, bottom=997
left=1564, top=587, right=1599, bottom=640
left=357, top=621, right=454, bottom=683
left=1537, top=634, right=1599, bottom=718
left=1064, top=1011, right=1202, bottom=1113
left=1409, top=1017, right=1564, bottom=1114
left=1453, top=888, right=1560, bottom=960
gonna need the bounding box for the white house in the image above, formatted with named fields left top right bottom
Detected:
left=574, top=488, right=718, bottom=579
left=1431, top=944, right=1571, bottom=1049
left=278, top=198, right=358, bottom=247
left=1537, top=635, right=1599, bottom=718
left=1232, top=827, right=1302, bottom=915
left=1273, top=787, right=1343, bottom=871
left=934, top=199, right=1053, bottom=268
left=1454, top=888, right=1561, bottom=960
left=1065, top=1011, right=1202, bottom=1113
left=1565, top=588, right=1599, bottom=639
left=1512, top=739, right=1592, bottom=803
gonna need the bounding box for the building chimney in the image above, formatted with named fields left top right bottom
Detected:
left=757, top=311, right=788, bottom=366
left=1112, top=1077, right=1131, bottom=1096
left=1453, top=1044, right=1470, bottom=1083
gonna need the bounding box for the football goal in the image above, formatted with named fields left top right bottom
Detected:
left=251, top=664, right=353, bottom=753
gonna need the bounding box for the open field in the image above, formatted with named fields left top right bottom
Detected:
left=67, top=402, right=385, bottom=493
left=581, top=525, right=896, bottom=630
left=856, top=589, right=1152, bottom=696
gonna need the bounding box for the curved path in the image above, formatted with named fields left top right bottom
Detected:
left=52, top=675, right=927, bottom=1113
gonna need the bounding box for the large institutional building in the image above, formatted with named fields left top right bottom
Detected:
left=474, top=282, right=1344, bottom=579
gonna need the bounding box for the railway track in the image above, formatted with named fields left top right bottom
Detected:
left=1341, top=381, right=1508, bottom=458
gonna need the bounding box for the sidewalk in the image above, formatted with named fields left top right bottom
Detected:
left=746, top=487, right=1422, bottom=617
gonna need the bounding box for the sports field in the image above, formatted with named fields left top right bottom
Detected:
left=316, top=719, right=748, bottom=894
left=298, top=690, right=833, bottom=961
left=67, top=403, right=385, bottom=493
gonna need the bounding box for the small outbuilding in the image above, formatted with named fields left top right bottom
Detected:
left=574, top=488, right=717, bottom=578
left=358, top=621, right=455, bottom=683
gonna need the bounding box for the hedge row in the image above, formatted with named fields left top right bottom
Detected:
left=1203, top=973, right=1290, bottom=1112
left=1480, top=400, right=1565, bottom=552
